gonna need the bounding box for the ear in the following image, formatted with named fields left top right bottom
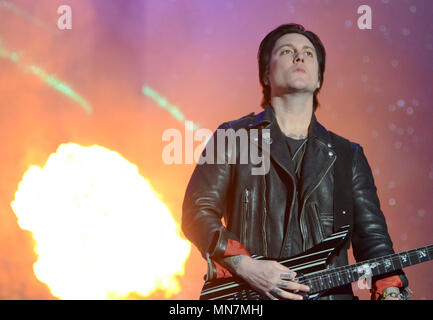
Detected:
left=263, top=76, right=269, bottom=86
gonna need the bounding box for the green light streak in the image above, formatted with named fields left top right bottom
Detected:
left=27, top=66, right=92, bottom=114
left=0, top=1, right=60, bottom=34
left=142, top=86, right=200, bottom=131
left=0, top=38, right=92, bottom=114
left=0, top=39, right=21, bottom=63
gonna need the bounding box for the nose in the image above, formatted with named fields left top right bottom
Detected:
left=293, top=51, right=305, bottom=63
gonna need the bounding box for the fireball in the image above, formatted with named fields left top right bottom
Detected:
left=11, top=143, right=190, bottom=299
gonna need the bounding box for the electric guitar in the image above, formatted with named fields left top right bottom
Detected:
left=200, top=226, right=432, bottom=300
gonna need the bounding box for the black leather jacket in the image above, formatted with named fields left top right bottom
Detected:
left=182, top=105, right=407, bottom=299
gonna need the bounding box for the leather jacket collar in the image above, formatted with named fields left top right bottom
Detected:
left=248, top=104, right=331, bottom=146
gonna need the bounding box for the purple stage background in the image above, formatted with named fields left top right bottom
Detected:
left=0, top=0, right=432, bottom=299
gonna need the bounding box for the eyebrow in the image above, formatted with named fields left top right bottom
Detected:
left=274, top=43, right=316, bottom=53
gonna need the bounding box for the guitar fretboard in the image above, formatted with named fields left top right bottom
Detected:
left=299, top=245, right=433, bottom=294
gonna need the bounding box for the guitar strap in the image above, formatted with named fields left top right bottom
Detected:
left=331, top=133, right=354, bottom=250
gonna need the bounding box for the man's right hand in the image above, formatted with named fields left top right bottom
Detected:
left=221, top=255, right=310, bottom=300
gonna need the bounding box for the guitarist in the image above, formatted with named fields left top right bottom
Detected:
left=182, top=23, right=410, bottom=300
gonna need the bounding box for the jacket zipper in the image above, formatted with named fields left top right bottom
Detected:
left=300, top=154, right=336, bottom=251
left=262, top=177, right=268, bottom=256
left=241, top=189, right=249, bottom=246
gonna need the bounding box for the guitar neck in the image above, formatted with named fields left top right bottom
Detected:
left=301, top=244, right=433, bottom=294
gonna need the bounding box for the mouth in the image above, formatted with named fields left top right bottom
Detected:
left=293, top=68, right=306, bottom=73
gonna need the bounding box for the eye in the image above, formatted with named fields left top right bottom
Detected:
left=305, top=51, right=314, bottom=57
left=281, top=49, right=293, bottom=55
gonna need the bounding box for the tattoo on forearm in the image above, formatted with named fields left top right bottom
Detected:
left=231, top=255, right=243, bottom=269
left=221, top=255, right=245, bottom=272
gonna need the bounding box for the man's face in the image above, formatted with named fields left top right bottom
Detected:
left=266, top=33, right=320, bottom=97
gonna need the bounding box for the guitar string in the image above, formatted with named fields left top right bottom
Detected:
left=297, top=246, right=433, bottom=289
left=312, top=246, right=432, bottom=282
left=300, top=252, right=431, bottom=287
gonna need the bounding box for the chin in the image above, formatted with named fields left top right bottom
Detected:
left=288, top=82, right=310, bottom=91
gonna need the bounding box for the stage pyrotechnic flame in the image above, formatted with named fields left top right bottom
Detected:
left=11, top=143, right=190, bottom=299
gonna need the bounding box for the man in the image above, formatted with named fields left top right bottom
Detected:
left=182, top=23, right=409, bottom=300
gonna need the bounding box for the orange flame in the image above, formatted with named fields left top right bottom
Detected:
left=11, top=143, right=190, bottom=299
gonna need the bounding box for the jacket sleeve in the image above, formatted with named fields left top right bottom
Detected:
left=350, top=145, right=409, bottom=296
left=182, top=123, right=243, bottom=261
left=206, top=239, right=252, bottom=280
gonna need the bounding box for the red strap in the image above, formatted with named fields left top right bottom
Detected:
left=213, top=239, right=251, bottom=279
left=371, top=275, right=403, bottom=300
left=225, top=239, right=251, bottom=256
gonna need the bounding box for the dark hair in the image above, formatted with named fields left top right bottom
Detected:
left=257, top=23, right=326, bottom=112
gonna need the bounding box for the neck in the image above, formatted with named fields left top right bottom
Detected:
left=271, top=93, right=313, bottom=139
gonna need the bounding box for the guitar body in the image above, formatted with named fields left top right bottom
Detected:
left=200, top=227, right=349, bottom=300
